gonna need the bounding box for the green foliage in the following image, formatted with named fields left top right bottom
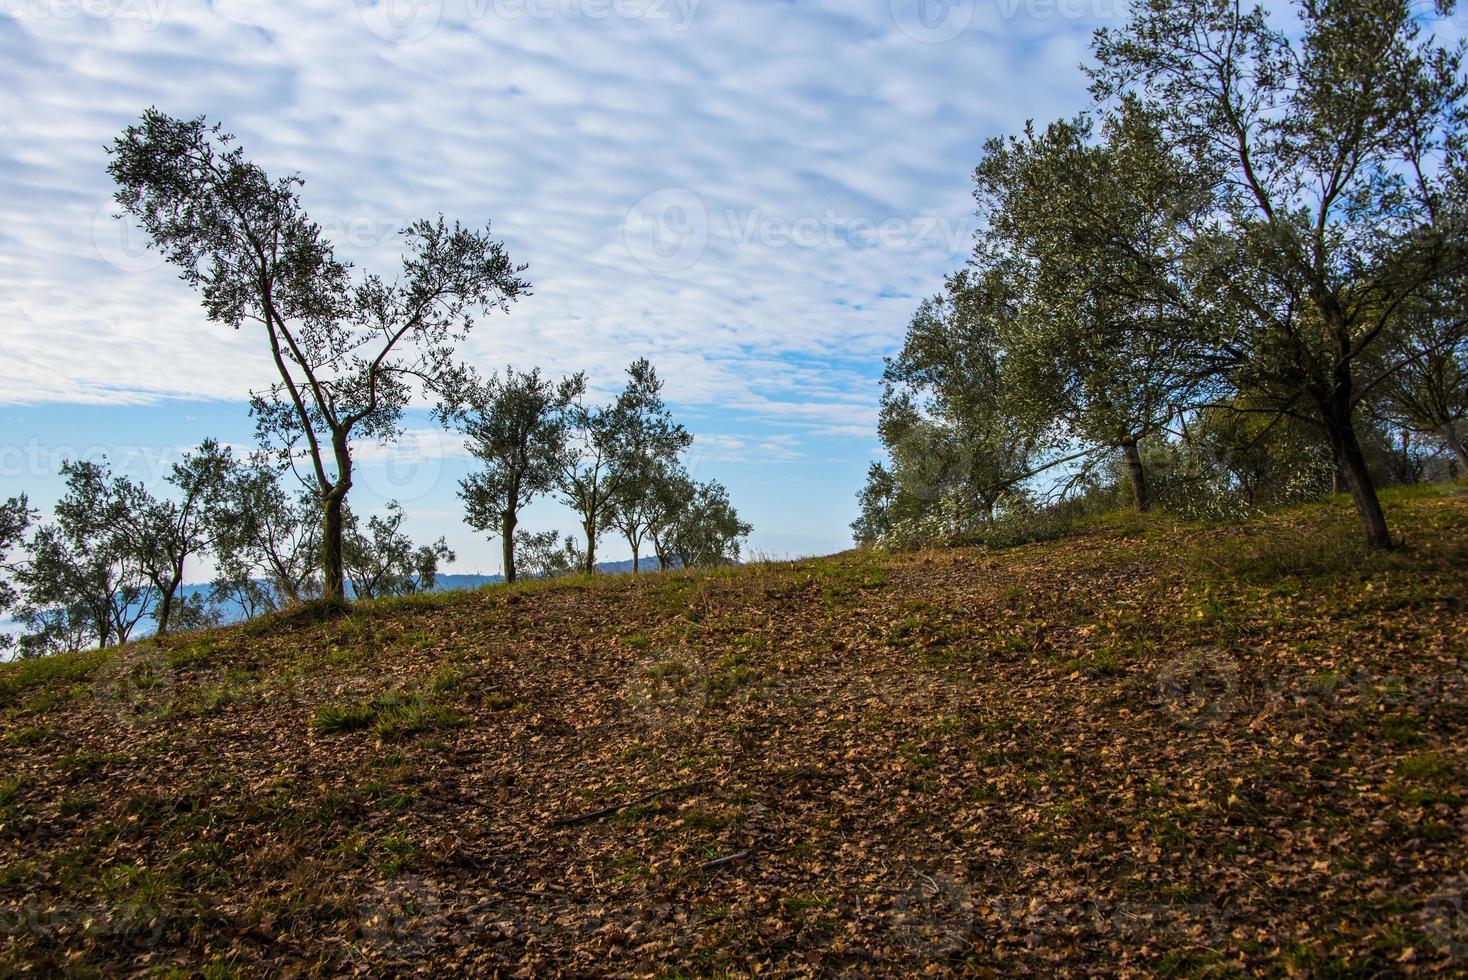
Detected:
left=15, top=460, right=158, bottom=655
left=859, top=0, right=1468, bottom=551
left=208, top=455, right=322, bottom=614
left=513, top=528, right=584, bottom=579
left=555, top=359, right=692, bottom=574
left=455, top=366, right=574, bottom=583
left=109, top=109, right=528, bottom=599
left=342, top=502, right=453, bottom=601
left=0, top=495, right=33, bottom=652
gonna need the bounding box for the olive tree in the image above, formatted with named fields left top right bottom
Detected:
left=342, top=503, right=453, bottom=600
left=17, top=461, right=156, bottom=653
left=0, top=496, right=33, bottom=652
left=124, top=440, right=232, bottom=636
left=1089, top=0, right=1468, bottom=546
left=108, top=110, right=529, bottom=599
left=209, top=455, right=322, bottom=614
left=555, top=360, right=690, bottom=574
left=972, top=108, right=1218, bottom=513
left=1373, top=287, right=1468, bottom=471
left=455, top=367, right=573, bottom=583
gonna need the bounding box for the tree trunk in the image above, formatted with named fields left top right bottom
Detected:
left=322, top=489, right=348, bottom=602
left=501, top=509, right=517, bottom=584
left=155, top=562, right=185, bottom=637
left=155, top=589, right=175, bottom=638
left=1323, top=409, right=1391, bottom=549
left=630, top=537, right=640, bottom=576
left=582, top=518, right=597, bottom=575
left=1444, top=423, right=1468, bottom=475
left=1120, top=438, right=1149, bottom=513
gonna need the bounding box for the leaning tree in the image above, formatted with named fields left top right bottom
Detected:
left=1089, top=0, right=1468, bottom=547
left=108, top=110, right=529, bottom=600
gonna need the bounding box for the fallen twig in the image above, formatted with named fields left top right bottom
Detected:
left=698, top=848, right=752, bottom=872
left=548, top=780, right=707, bottom=828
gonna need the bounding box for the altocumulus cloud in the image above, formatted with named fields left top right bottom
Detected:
left=0, top=0, right=1111, bottom=456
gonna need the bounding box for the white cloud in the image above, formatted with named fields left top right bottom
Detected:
left=0, top=0, right=1108, bottom=458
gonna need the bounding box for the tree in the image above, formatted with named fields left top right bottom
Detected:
left=209, top=456, right=322, bottom=614
left=17, top=461, right=156, bottom=654
left=108, top=110, right=529, bottom=600
left=125, top=440, right=232, bottom=636
left=342, top=503, right=454, bottom=600
left=882, top=273, right=1045, bottom=527
left=0, top=496, right=33, bottom=652
left=851, top=463, right=897, bottom=547
left=455, top=367, right=572, bottom=584
left=972, top=108, right=1217, bottom=513
left=555, top=360, right=691, bottom=574
left=513, top=529, right=584, bottom=579
left=1374, top=287, right=1468, bottom=471
left=1183, top=401, right=1333, bottom=506
left=1089, top=0, right=1468, bottom=546
left=608, top=458, right=683, bottom=576
left=666, top=480, right=751, bottom=568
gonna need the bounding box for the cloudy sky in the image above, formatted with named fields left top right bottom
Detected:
left=1, top=0, right=1123, bottom=576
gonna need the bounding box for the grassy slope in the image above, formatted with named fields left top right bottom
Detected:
left=2, top=486, right=1466, bottom=977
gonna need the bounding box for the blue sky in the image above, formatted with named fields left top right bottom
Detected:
left=1, top=0, right=1121, bottom=578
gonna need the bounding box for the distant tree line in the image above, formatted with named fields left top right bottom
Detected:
left=0, top=446, right=454, bottom=657
left=0, top=109, right=750, bottom=657
left=857, top=0, right=1468, bottom=551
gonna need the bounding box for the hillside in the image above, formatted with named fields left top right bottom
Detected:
left=2, top=486, right=1466, bottom=976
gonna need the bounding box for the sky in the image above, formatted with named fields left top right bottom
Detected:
left=1, top=0, right=1133, bottom=579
